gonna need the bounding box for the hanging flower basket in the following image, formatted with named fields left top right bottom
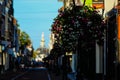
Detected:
left=51, top=4, right=106, bottom=52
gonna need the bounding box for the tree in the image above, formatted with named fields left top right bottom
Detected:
left=20, top=31, right=31, bottom=46
left=32, top=51, right=38, bottom=59
left=19, top=31, right=32, bottom=54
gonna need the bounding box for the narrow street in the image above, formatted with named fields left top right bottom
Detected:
left=12, top=67, right=50, bottom=80
left=0, top=0, right=120, bottom=80
left=1, top=66, right=63, bottom=80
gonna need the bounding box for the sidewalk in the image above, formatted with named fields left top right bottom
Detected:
left=49, top=71, right=76, bottom=80
left=67, top=72, right=76, bottom=80
left=49, top=71, right=63, bottom=80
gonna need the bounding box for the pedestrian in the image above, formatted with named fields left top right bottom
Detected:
left=14, top=58, right=19, bottom=71
left=61, top=55, right=69, bottom=80
left=6, top=45, right=16, bottom=71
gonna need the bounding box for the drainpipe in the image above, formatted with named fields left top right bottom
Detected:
left=5, top=6, right=9, bottom=41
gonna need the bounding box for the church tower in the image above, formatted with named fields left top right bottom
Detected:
left=35, top=32, right=48, bottom=61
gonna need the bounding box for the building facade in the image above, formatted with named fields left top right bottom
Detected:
left=58, top=0, right=119, bottom=80
left=0, top=0, right=20, bottom=73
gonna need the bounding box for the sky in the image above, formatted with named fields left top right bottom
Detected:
left=13, top=0, right=63, bottom=50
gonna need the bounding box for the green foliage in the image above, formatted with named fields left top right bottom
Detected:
left=32, top=51, right=38, bottom=59
left=19, top=31, right=31, bottom=47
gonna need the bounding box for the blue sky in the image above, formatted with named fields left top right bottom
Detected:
left=13, top=0, right=63, bottom=50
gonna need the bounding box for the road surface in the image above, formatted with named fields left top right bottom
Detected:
left=12, top=67, right=50, bottom=80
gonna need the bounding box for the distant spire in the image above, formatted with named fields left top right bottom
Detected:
left=40, top=32, right=45, bottom=48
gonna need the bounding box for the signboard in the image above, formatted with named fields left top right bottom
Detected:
left=92, top=0, right=104, bottom=9
left=118, top=15, right=120, bottom=40
left=81, top=0, right=92, bottom=6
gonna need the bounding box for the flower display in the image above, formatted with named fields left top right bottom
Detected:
left=51, top=4, right=106, bottom=52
